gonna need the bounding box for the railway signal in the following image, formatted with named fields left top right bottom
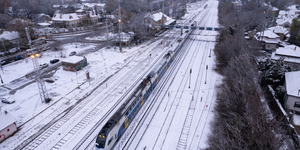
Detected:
left=205, top=65, right=208, bottom=84
left=189, top=69, right=192, bottom=88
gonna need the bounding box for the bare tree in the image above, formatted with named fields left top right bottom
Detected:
left=0, top=0, right=11, bottom=14
left=207, top=55, right=285, bottom=150
left=0, top=14, right=12, bottom=28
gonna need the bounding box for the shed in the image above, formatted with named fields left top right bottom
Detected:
left=0, top=112, right=17, bottom=142
left=62, top=56, right=88, bottom=71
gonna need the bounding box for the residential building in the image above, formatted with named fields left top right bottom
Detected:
left=276, top=9, right=299, bottom=30
left=52, top=10, right=98, bottom=28
left=144, top=12, right=168, bottom=34
left=0, top=31, right=19, bottom=44
left=271, top=45, right=300, bottom=64
left=268, top=26, right=288, bottom=41
left=284, top=71, right=300, bottom=112
left=255, top=30, right=281, bottom=52
left=52, top=13, right=81, bottom=28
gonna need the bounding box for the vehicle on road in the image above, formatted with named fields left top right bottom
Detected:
left=50, top=59, right=59, bottom=64
left=9, top=48, right=20, bottom=54
left=92, top=48, right=97, bottom=52
left=1, top=97, right=15, bottom=104
left=42, top=46, right=51, bottom=51
left=14, top=55, right=22, bottom=61
left=40, top=63, right=49, bottom=68
left=0, top=60, right=6, bottom=65
left=69, top=51, right=76, bottom=56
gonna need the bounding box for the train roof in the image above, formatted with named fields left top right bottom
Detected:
left=109, top=82, right=144, bottom=122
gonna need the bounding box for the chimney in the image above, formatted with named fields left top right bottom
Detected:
left=60, top=14, right=62, bottom=18
left=295, top=47, right=297, bottom=50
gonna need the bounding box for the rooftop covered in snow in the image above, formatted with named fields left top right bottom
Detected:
left=285, top=71, right=300, bottom=97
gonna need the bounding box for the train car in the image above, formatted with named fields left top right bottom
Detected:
left=95, top=33, right=192, bottom=150
left=95, top=51, right=175, bottom=150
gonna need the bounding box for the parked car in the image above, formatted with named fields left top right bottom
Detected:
left=92, top=48, right=97, bottom=52
left=69, top=51, right=76, bottom=56
left=0, top=60, right=6, bottom=65
left=50, top=59, right=59, bottom=64
left=14, top=55, right=22, bottom=61
left=42, top=46, right=51, bottom=51
left=40, top=63, right=49, bottom=68
left=9, top=48, right=19, bottom=54
left=1, top=97, right=15, bottom=104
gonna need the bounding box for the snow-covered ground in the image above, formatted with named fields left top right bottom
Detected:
left=0, top=0, right=220, bottom=149
left=116, top=0, right=220, bottom=149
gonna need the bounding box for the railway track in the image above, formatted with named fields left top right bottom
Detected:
left=70, top=27, right=185, bottom=150
left=115, top=28, right=193, bottom=150
left=114, top=1, right=219, bottom=149
left=10, top=34, right=174, bottom=150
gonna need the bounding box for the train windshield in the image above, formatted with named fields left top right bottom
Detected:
left=96, top=121, right=114, bottom=149
left=96, top=138, right=105, bottom=148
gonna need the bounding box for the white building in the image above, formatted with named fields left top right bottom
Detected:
left=271, top=45, right=300, bottom=64
left=255, top=30, right=281, bottom=52
left=0, top=112, right=17, bottom=142
left=284, top=71, right=300, bottom=112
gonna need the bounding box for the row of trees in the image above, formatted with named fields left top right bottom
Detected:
left=206, top=0, right=290, bottom=149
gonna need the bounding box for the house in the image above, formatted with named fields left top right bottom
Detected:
left=268, top=26, right=288, bottom=41
left=271, top=7, right=279, bottom=16
left=255, top=30, right=281, bottom=52
left=276, top=9, right=298, bottom=30
left=144, top=12, right=168, bottom=34
left=0, top=31, right=20, bottom=47
left=61, top=56, right=88, bottom=71
left=0, top=112, right=17, bottom=142
left=52, top=10, right=98, bottom=28
left=75, top=10, right=98, bottom=26
left=284, top=71, right=300, bottom=112
left=32, top=14, right=51, bottom=24
left=271, top=45, right=300, bottom=64
left=52, top=13, right=81, bottom=28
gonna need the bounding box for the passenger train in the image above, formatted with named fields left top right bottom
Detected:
left=95, top=32, right=189, bottom=150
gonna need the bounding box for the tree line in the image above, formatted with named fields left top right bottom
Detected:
left=205, top=0, right=291, bottom=149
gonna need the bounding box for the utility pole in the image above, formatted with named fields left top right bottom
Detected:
left=25, top=27, right=51, bottom=103
left=1, top=39, right=7, bottom=57
left=259, top=2, right=270, bottom=44
left=189, top=69, right=192, bottom=88
left=106, top=14, right=109, bottom=48
left=118, top=0, right=122, bottom=52
left=161, top=3, right=164, bottom=27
